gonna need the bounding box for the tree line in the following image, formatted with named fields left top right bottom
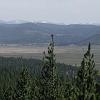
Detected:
left=0, top=35, right=100, bottom=100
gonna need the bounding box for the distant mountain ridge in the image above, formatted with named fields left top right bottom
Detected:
left=0, top=21, right=100, bottom=45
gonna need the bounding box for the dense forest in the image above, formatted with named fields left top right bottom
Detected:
left=0, top=35, right=100, bottom=100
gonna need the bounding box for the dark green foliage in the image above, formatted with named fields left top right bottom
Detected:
left=76, top=43, right=97, bottom=100
left=13, top=68, right=32, bottom=100
left=96, top=83, right=100, bottom=100
left=0, top=57, right=76, bottom=99
left=40, top=35, right=58, bottom=100
left=3, top=86, right=14, bottom=100
left=30, top=76, right=40, bottom=100
left=63, top=73, right=77, bottom=100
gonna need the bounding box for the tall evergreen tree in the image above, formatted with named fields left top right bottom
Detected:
left=76, top=43, right=96, bottom=100
left=40, top=34, right=58, bottom=100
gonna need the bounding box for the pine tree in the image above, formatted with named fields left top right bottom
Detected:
left=76, top=43, right=96, bottom=100
left=40, top=34, right=58, bottom=100
left=13, top=68, right=32, bottom=100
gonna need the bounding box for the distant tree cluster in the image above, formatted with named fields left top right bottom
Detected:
left=0, top=35, right=100, bottom=100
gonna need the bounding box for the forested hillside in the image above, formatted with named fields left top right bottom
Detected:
left=0, top=35, right=100, bottom=100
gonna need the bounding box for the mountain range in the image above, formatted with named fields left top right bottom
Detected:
left=0, top=21, right=100, bottom=45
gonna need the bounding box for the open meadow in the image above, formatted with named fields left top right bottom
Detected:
left=0, top=44, right=99, bottom=69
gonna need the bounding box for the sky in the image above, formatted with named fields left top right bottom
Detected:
left=0, top=0, right=100, bottom=24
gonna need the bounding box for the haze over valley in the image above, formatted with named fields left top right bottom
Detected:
left=0, top=21, right=100, bottom=45
left=0, top=21, right=100, bottom=69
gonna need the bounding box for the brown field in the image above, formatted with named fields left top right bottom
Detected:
left=0, top=45, right=99, bottom=69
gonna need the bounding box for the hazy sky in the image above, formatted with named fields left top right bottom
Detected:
left=0, top=0, right=100, bottom=24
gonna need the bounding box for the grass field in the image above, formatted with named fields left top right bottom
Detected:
left=0, top=45, right=99, bottom=69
